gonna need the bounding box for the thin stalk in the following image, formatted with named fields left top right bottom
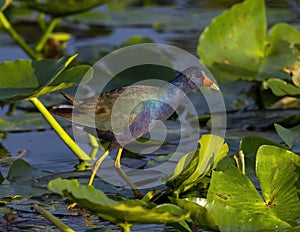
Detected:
left=120, top=224, right=131, bottom=232
left=115, top=166, right=143, bottom=199
left=30, top=97, right=91, bottom=161
left=32, top=204, right=75, bottom=232
left=88, top=133, right=99, bottom=148
left=89, top=147, right=99, bottom=160
left=0, top=12, right=40, bottom=60
left=35, top=17, right=61, bottom=52
left=88, top=134, right=99, bottom=159
left=238, top=150, right=245, bottom=174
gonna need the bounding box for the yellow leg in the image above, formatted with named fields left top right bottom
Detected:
left=113, top=148, right=143, bottom=199
left=88, top=149, right=111, bottom=186
left=68, top=150, right=111, bottom=210
left=114, top=147, right=123, bottom=168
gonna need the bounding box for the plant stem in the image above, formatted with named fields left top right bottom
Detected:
left=32, top=204, right=75, bottom=232
left=120, top=224, right=131, bottom=232
left=35, top=17, right=61, bottom=52
left=88, top=133, right=99, bottom=148
left=88, top=134, right=99, bottom=159
left=0, top=12, right=41, bottom=60
left=30, top=97, right=91, bottom=161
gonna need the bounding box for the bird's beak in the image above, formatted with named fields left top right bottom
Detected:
left=203, top=75, right=220, bottom=91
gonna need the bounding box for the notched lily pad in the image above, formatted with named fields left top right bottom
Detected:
left=0, top=55, right=93, bottom=102
left=198, top=0, right=266, bottom=81
left=207, top=145, right=300, bottom=231
left=198, top=0, right=300, bottom=82
left=48, top=178, right=189, bottom=227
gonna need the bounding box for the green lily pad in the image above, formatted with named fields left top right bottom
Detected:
left=48, top=178, right=189, bottom=227
left=17, top=0, right=108, bottom=17
left=290, top=59, right=300, bottom=88
left=0, top=55, right=93, bottom=102
left=207, top=145, right=300, bottom=231
left=171, top=198, right=217, bottom=230
left=257, top=146, right=300, bottom=224
left=265, top=78, right=300, bottom=96
left=240, top=135, right=283, bottom=181
left=165, top=134, right=228, bottom=196
left=275, top=123, right=300, bottom=152
left=198, top=0, right=300, bottom=82
left=261, top=23, right=300, bottom=78
left=198, top=0, right=266, bottom=81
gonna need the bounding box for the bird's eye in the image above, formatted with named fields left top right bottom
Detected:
left=195, top=73, right=202, bottom=78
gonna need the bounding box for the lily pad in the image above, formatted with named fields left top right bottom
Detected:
left=207, top=145, right=300, bottom=231
left=265, top=78, right=300, bottom=96
left=171, top=198, right=217, bottom=230
left=290, top=59, right=300, bottom=88
left=198, top=0, right=266, bottom=81
left=0, top=55, right=93, bottom=102
left=48, top=178, right=189, bottom=228
left=198, top=0, right=300, bottom=81
left=275, top=123, right=300, bottom=152
left=17, top=0, right=108, bottom=17
left=260, top=23, right=300, bottom=79
left=240, top=135, right=283, bottom=180
left=165, top=134, right=228, bottom=196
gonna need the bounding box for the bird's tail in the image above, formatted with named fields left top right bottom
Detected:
left=51, top=106, right=73, bottom=120
left=51, top=92, right=76, bottom=120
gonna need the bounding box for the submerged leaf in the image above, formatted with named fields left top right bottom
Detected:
left=7, top=159, right=46, bottom=183
left=48, top=178, right=189, bottom=227
left=0, top=113, right=68, bottom=132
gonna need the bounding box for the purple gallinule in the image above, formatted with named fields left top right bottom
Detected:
left=52, top=66, right=219, bottom=194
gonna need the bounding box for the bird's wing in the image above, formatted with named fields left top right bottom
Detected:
left=72, top=85, right=162, bottom=132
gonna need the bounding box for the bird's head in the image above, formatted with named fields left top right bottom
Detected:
left=183, top=66, right=219, bottom=91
